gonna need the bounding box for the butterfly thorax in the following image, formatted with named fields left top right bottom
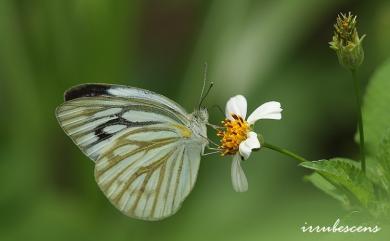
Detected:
left=187, top=108, right=209, bottom=148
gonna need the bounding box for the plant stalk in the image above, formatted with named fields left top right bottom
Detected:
left=263, top=142, right=308, bottom=163
left=352, top=70, right=366, bottom=173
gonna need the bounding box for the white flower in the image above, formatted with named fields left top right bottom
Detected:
left=218, top=95, right=282, bottom=192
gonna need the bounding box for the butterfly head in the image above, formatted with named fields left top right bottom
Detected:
left=193, top=107, right=209, bottom=124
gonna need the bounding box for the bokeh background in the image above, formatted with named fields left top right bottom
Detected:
left=1, top=0, right=390, bottom=240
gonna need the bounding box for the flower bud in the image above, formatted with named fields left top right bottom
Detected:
left=329, top=12, right=366, bottom=70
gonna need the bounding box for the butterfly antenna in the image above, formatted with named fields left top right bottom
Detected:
left=199, top=82, right=214, bottom=108
left=198, top=62, right=208, bottom=105
left=198, top=62, right=214, bottom=109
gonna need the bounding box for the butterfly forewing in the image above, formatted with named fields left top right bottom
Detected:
left=55, top=84, right=206, bottom=220
left=56, top=85, right=189, bottom=161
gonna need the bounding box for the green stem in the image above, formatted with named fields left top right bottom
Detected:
left=352, top=70, right=366, bottom=173
left=263, top=142, right=308, bottom=163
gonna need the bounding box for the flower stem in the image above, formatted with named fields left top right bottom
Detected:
left=263, top=142, right=308, bottom=163
left=352, top=70, right=366, bottom=173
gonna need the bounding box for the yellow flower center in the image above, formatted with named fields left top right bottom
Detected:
left=217, top=113, right=250, bottom=156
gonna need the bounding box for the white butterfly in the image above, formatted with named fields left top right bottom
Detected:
left=55, top=83, right=209, bottom=221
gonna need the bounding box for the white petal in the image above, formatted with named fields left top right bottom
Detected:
left=231, top=154, right=248, bottom=192
left=239, top=132, right=260, bottom=160
left=225, top=95, right=247, bottom=120
left=247, top=101, right=282, bottom=124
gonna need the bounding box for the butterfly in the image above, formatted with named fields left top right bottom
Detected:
left=55, top=83, right=211, bottom=221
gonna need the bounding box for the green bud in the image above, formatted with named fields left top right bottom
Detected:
left=329, top=12, right=366, bottom=70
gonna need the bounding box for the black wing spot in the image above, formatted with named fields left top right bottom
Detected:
left=94, top=117, right=162, bottom=141
left=64, top=84, right=111, bottom=101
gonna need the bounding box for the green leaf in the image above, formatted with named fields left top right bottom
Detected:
left=360, top=59, right=390, bottom=155
left=304, top=172, right=350, bottom=207
left=378, top=129, right=390, bottom=171
left=365, top=156, right=390, bottom=194
left=300, top=158, right=375, bottom=208
left=376, top=129, right=390, bottom=191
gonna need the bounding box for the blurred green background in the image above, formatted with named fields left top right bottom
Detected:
left=1, top=0, right=390, bottom=240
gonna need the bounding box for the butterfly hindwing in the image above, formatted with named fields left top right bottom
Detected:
left=95, top=127, right=202, bottom=220
left=55, top=84, right=206, bottom=220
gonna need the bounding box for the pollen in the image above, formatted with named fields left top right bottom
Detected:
left=217, top=113, right=250, bottom=156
